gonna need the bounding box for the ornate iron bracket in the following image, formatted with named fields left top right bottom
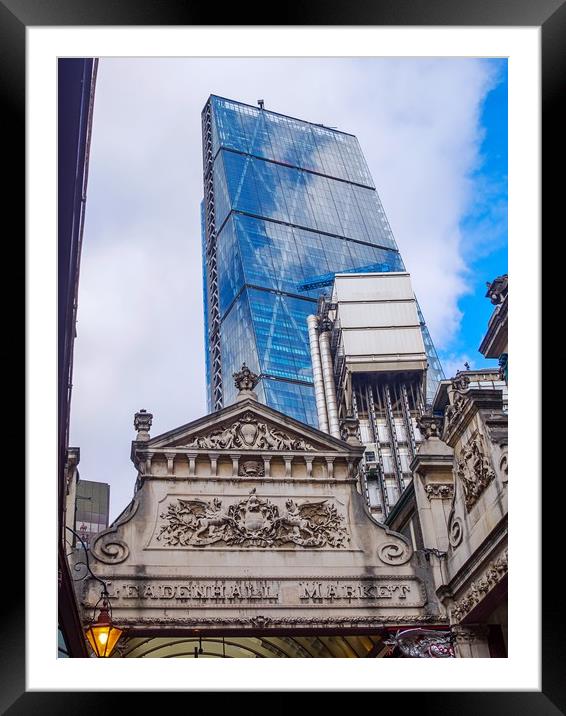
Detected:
left=65, top=525, right=109, bottom=597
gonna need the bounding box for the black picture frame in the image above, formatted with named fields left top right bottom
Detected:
left=9, top=0, right=557, bottom=710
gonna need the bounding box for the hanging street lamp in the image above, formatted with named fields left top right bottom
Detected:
left=84, top=590, right=123, bottom=658
left=65, top=525, right=123, bottom=657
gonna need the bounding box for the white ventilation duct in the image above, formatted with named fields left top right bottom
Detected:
left=307, top=315, right=329, bottom=434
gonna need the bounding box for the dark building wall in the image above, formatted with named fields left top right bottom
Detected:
left=58, top=57, right=98, bottom=658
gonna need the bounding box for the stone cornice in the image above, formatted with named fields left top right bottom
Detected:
left=443, top=389, right=504, bottom=447
left=113, top=614, right=448, bottom=628
left=133, top=446, right=355, bottom=458
left=484, top=411, right=508, bottom=447
left=410, top=451, right=454, bottom=475
left=479, top=294, right=508, bottom=358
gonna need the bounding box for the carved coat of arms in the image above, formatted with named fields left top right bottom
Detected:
left=156, top=489, right=348, bottom=548
left=456, top=435, right=496, bottom=510
left=183, top=412, right=315, bottom=451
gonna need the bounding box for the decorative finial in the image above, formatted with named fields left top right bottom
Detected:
left=340, top=414, right=361, bottom=445
left=417, top=414, right=443, bottom=440
left=451, top=374, right=470, bottom=393
left=134, top=409, right=153, bottom=441
left=486, top=274, right=508, bottom=305
left=233, top=363, right=260, bottom=402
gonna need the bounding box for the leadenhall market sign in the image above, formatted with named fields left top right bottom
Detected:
left=78, top=376, right=447, bottom=636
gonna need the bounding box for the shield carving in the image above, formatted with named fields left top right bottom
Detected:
left=239, top=421, right=258, bottom=447
left=242, top=493, right=266, bottom=533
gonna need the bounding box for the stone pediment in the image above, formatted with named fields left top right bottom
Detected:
left=143, top=399, right=359, bottom=455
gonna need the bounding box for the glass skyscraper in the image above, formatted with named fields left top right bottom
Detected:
left=201, top=95, right=443, bottom=426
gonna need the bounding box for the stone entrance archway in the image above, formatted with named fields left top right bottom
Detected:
left=118, top=634, right=388, bottom=658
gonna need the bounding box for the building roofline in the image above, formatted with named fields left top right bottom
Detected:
left=334, top=271, right=410, bottom=278
left=203, top=94, right=358, bottom=139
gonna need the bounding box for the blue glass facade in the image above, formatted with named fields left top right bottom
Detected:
left=202, top=95, right=442, bottom=425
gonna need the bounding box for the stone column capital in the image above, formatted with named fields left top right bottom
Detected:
left=424, top=483, right=455, bottom=500
left=451, top=624, right=491, bottom=658
left=452, top=624, right=490, bottom=643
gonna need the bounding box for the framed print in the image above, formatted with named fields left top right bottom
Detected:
left=9, top=0, right=558, bottom=710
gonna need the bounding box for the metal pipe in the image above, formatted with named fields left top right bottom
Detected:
left=384, top=383, right=405, bottom=495
left=307, top=315, right=329, bottom=433
left=401, top=382, right=417, bottom=459
left=319, top=328, right=341, bottom=439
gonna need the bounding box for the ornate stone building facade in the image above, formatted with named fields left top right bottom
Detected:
left=386, top=277, right=508, bottom=657
left=75, top=367, right=454, bottom=658
left=71, top=277, right=507, bottom=658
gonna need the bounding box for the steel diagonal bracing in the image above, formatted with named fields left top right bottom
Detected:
left=367, top=384, right=390, bottom=516
left=384, top=384, right=405, bottom=495
left=401, top=383, right=417, bottom=460
left=202, top=102, right=223, bottom=410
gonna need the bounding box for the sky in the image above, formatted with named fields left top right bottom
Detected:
left=69, top=57, right=508, bottom=521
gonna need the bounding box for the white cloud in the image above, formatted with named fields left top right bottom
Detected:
left=70, top=57, right=501, bottom=519
left=438, top=353, right=478, bottom=381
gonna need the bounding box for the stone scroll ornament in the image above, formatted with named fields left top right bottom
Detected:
left=377, top=541, right=411, bottom=566
left=183, top=411, right=315, bottom=451
left=90, top=497, right=139, bottom=564
left=156, top=489, right=348, bottom=548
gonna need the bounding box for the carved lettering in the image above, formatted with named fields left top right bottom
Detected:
left=122, top=584, right=139, bottom=599
left=298, top=581, right=416, bottom=603
left=300, top=582, right=322, bottom=600
left=88, top=578, right=424, bottom=609
left=212, top=584, right=224, bottom=599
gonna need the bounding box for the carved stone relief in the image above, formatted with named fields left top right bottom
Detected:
left=416, top=414, right=443, bottom=440
left=238, top=459, right=265, bottom=477
left=114, top=614, right=443, bottom=628
left=443, top=376, right=471, bottom=434
left=448, top=515, right=463, bottom=548
left=183, top=412, right=315, bottom=451
left=156, top=489, right=348, bottom=548
left=451, top=550, right=508, bottom=622
left=456, top=434, right=496, bottom=511
left=424, top=484, right=454, bottom=501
